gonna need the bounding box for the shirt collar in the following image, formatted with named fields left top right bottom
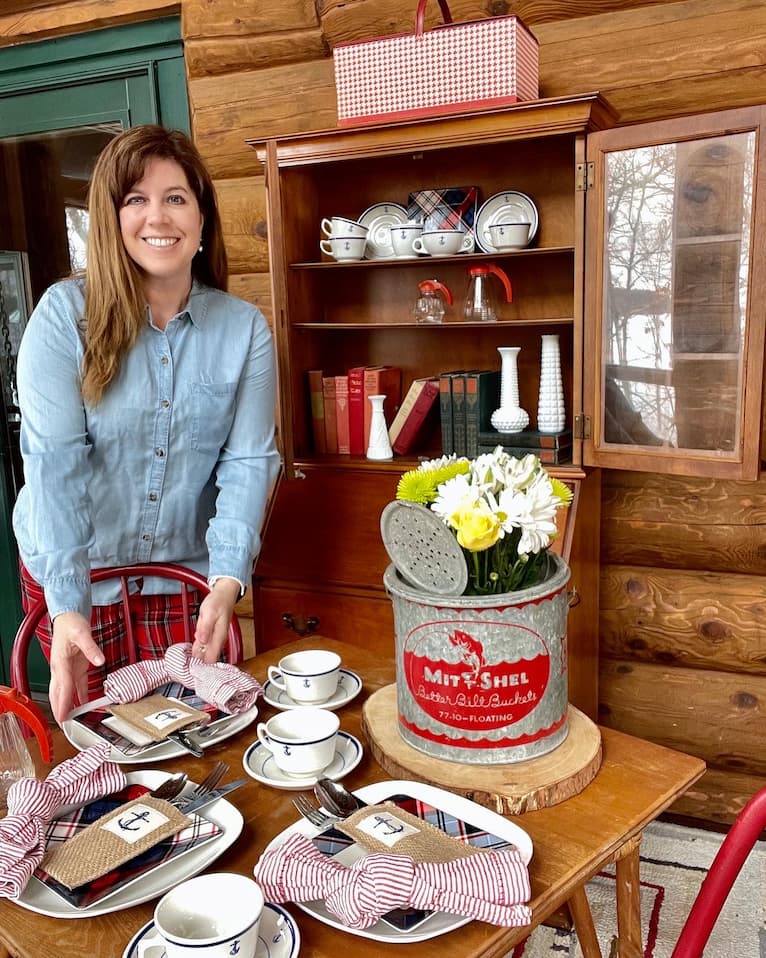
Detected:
left=183, top=280, right=209, bottom=329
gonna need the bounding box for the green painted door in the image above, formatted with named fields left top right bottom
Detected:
left=0, top=17, right=190, bottom=691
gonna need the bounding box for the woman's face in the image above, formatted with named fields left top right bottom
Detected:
left=119, top=157, right=203, bottom=287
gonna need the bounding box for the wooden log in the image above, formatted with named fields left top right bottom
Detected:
left=215, top=175, right=269, bottom=274
left=0, top=0, right=176, bottom=46
left=600, top=565, right=766, bottom=673
left=227, top=272, right=273, bottom=325
left=363, top=685, right=603, bottom=815
left=185, top=30, right=327, bottom=79
left=667, top=764, right=766, bottom=825
left=189, top=59, right=336, bottom=179
left=183, top=0, right=318, bottom=39
left=599, top=659, right=766, bottom=776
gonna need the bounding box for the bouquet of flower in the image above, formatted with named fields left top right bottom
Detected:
left=396, top=446, right=573, bottom=596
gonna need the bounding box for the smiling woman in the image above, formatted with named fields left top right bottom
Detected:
left=11, top=125, right=281, bottom=726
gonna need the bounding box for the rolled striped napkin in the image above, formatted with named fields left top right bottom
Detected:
left=254, top=831, right=531, bottom=929
left=103, top=642, right=261, bottom=714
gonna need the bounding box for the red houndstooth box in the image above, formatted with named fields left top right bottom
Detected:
left=333, top=0, right=539, bottom=127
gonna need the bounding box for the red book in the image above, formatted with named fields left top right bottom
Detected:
left=363, top=366, right=401, bottom=450
left=322, top=376, right=338, bottom=454
left=335, top=375, right=350, bottom=455
left=307, top=369, right=326, bottom=454
left=347, top=365, right=367, bottom=456
left=390, top=378, right=440, bottom=455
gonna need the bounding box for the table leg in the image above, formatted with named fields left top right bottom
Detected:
left=568, top=884, right=603, bottom=958
left=615, top=833, right=643, bottom=957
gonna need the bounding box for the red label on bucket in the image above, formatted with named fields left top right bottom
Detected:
left=402, top=622, right=550, bottom=734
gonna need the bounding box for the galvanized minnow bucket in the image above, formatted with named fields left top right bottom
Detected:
left=384, top=552, right=570, bottom=764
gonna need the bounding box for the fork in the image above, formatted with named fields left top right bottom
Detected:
left=173, top=761, right=229, bottom=809
left=292, top=794, right=342, bottom=829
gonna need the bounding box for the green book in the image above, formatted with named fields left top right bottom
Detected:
left=465, top=370, right=501, bottom=457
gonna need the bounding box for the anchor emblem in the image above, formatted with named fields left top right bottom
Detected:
left=372, top=814, right=405, bottom=835
left=229, top=940, right=241, bottom=955
left=117, top=809, right=152, bottom=831
left=154, top=709, right=182, bottom=721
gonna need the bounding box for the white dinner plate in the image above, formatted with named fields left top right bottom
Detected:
left=475, top=190, right=539, bottom=253
left=262, top=669, right=362, bottom=712
left=358, top=202, right=409, bottom=259
left=261, top=779, right=533, bottom=944
left=18, top=770, right=244, bottom=919
left=123, top=903, right=301, bottom=958
left=242, top=730, right=363, bottom=790
left=63, top=695, right=258, bottom=764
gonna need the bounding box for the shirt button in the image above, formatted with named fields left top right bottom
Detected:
left=148, top=492, right=157, bottom=502
left=142, top=534, right=152, bottom=542
left=155, top=448, right=165, bottom=457
left=161, top=400, right=170, bottom=408
left=161, top=356, right=169, bottom=365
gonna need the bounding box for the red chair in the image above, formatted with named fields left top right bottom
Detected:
left=671, top=785, right=766, bottom=957
left=10, top=562, right=243, bottom=698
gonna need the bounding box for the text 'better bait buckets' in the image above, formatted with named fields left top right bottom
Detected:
left=384, top=551, right=571, bottom=764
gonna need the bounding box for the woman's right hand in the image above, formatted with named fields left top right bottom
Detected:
left=49, top=612, right=105, bottom=725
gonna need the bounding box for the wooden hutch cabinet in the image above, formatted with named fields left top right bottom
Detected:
left=247, top=97, right=766, bottom=720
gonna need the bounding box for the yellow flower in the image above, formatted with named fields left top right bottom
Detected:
left=453, top=504, right=501, bottom=552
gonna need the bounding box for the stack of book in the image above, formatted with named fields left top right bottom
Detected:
left=439, top=369, right=501, bottom=457
left=307, top=366, right=401, bottom=455
left=477, top=428, right=573, bottom=464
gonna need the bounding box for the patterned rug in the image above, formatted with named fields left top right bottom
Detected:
left=507, top=818, right=766, bottom=957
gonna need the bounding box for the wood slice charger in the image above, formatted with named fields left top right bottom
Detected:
left=362, top=684, right=602, bottom=815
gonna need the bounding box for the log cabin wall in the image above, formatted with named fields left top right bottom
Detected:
left=3, top=0, right=766, bottom=826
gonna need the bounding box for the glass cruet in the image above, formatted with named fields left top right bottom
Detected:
left=0, top=687, right=53, bottom=803
left=413, top=279, right=453, bottom=324
left=463, top=263, right=513, bottom=323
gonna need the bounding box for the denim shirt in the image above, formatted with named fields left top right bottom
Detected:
left=13, top=278, right=281, bottom=619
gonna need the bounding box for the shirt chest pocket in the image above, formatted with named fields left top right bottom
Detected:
left=190, top=381, right=238, bottom=455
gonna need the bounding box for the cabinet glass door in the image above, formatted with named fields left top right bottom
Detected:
left=584, top=107, right=766, bottom=479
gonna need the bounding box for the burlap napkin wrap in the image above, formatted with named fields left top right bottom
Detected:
left=108, top=693, right=207, bottom=742
left=41, top=796, right=191, bottom=889
left=336, top=803, right=480, bottom=862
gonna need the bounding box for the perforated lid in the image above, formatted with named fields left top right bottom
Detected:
left=380, top=500, right=468, bottom=596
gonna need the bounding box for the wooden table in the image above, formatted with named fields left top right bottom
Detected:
left=0, top=637, right=705, bottom=958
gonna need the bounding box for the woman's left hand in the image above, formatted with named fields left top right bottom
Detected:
left=193, top=578, right=241, bottom=661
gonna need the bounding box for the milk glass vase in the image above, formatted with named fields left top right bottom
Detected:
left=537, top=334, right=566, bottom=433
left=490, top=346, right=529, bottom=434
left=367, top=394, right=393, bottom=460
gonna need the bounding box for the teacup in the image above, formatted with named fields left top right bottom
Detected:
left=488, top=221, right=531, bottom=250
left=137, top=872, right=264, bottom=958
left=256, top=707, right=339, bottom=778
left=320, top=234, right=367, bottom=261
left=412, top=229, right=472, bottom=256
left=320, top=215, right=368, bottom=238
left=390, top=223, right=424, bottom=258
left=267, top=648, right=341, bottom=703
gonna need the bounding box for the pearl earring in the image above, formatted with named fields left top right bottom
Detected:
left=198, top=240, right=203, bottom=253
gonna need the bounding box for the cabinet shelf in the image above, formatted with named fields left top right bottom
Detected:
left=292, top=246, right=574, bottom=270
left=293, top=317, right=575, bottom=330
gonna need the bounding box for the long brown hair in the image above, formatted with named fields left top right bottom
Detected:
left=82, top=125, right=228, bottom=404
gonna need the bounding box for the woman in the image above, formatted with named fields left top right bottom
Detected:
left=12, top=125, right=281, bottom=724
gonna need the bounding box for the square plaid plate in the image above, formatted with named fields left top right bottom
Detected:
left=407, top=186, right=480, bottom=252
left=35, top=782, right=222, bottom=909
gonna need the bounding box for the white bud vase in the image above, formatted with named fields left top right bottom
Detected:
left=366, top=394, right=393, bottom=460
left=537, top=334, right=566, bottom=433
left=490, top=346, right=529, bottom=434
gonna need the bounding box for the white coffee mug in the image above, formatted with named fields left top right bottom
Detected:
left=412, top=229, right=473, bottom=256
left=389, top=223, right=423, bottom=258
left=137, top=872, right=264, bottom=958
left=320, top=215, right=368, bottom=238
left=319, top=234, right=367, bottom=261
left=267, top=648, right=341, bottom=703
left=256, top=707, right=339, bottom=778
left=489, top=221, right=531, bottom=250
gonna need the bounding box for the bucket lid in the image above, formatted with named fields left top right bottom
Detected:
left=380, top=500, right=467, bottom=596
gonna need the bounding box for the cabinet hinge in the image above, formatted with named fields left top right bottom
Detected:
left=576, top=162, right=595, bottom=192
left=574, top=414, right=591, bottom=440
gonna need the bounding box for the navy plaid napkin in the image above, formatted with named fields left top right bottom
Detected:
left=35, top=783, right=221, bottom=909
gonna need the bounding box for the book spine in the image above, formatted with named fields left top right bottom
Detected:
left=464, top=373, right=479, bottom=457
left=439, top=374, right=454, bottom=455
left=363, top=367, right=401, bottom=449
left=335, top=375, right=350, bottom=455
left=348, top=366, right=366, bottom=456
left=478, top=428, right=572, bottom=449
left=392, top=379, right=440, bottom=455
left=388, top=379, right=426, bottom=446
left=307, top=369, right=326, bottom=454
left=451, top=374, right=467, bottom=457
left=322, top=376, right=338, bottom=454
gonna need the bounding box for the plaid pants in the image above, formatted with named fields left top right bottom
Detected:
left=19, top=563, right=202, bottom=703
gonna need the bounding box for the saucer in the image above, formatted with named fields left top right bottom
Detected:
left=122, top=902, right=301, bottom=958
left=357, top=202, right=408, bottom=259
left=262, top=668, right=362, bottom=711
left=242, top=730, right=363, bottom=790
left=475, top=190, right=539, bottom=253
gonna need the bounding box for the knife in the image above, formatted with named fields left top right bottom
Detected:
left=180, top=777, right=250, bottom=814
left=167, top=729, right=205, bottom=758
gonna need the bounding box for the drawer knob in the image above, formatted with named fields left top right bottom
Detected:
left=282, top=612, right=320, bottom=636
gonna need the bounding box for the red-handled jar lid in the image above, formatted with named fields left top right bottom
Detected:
left=0, top=687, right=53, bottom=763
left=418, top=279, right=453, bottom=304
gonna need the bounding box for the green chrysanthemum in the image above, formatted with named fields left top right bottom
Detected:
left=396, top=460, right=469, bottom=505
left=550, top=477, right=574, bottom=506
